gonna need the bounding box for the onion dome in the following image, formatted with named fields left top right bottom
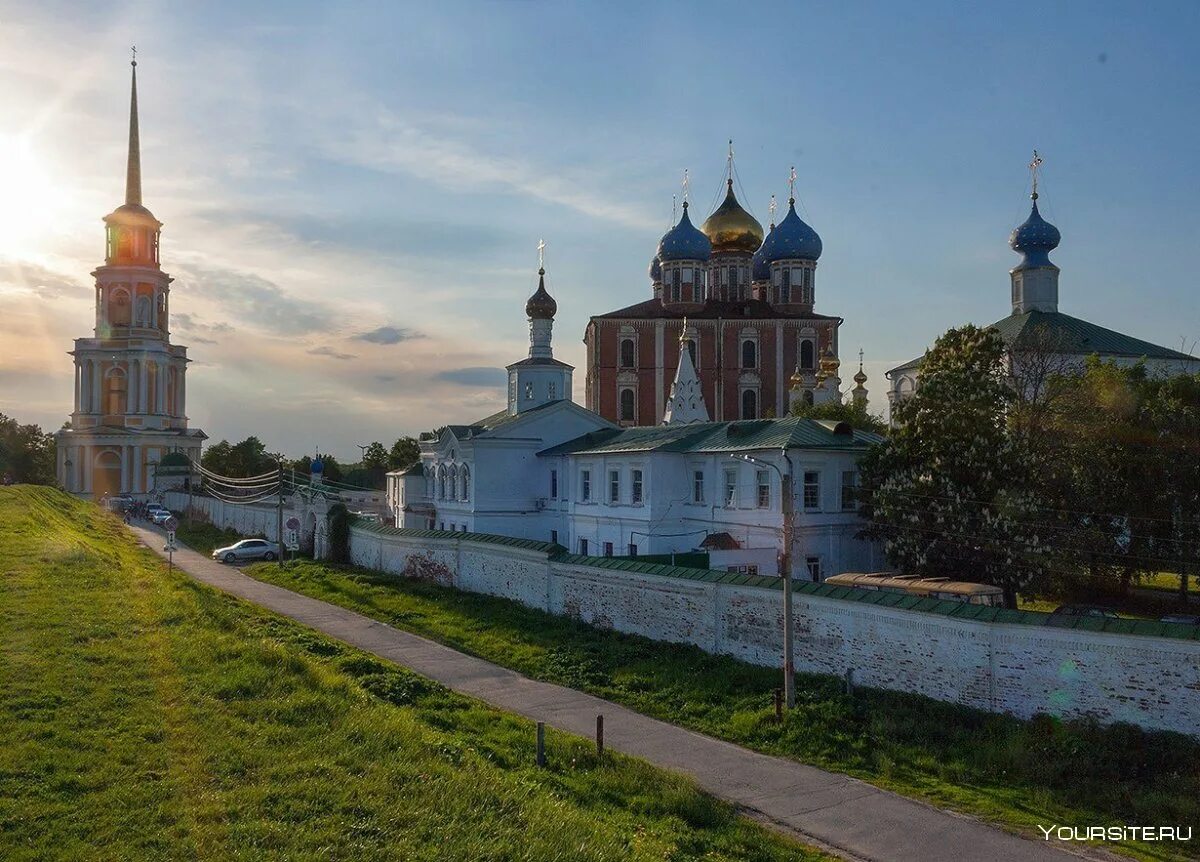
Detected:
left=657, top=203, right=712, bottom=262
left=752, top=224, right=774, bottom=282
left=789, top=366, right=805, bottom=389
left=1009, top=195, right=1060, bottom=270
left=765, top=198, right=822, bottom=263
left=816, top=345, right=840, bottom=382
left=649, top=254, right=662, bottom=283
left=311, top=457, right=324, bottom=474
left=525, top=267, right=557, bottom=319
left=853, top=365, right=868, bottom=386
left=701, top=180, right=764, bottom=254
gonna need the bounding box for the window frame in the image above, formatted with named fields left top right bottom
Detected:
left=756, top=469, right=771, bottom=508
left=692, top=469, right=705, bottom=504
left=803, top=470, right=821, bottom=511
left=631, top=469, right=643, bottom=504
left=581, top=469, right=592, bottom=502
left=609, top=469, right=620, bottom=504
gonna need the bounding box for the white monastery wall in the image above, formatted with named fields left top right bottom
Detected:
left=346, top=524, right=1200, bottom=735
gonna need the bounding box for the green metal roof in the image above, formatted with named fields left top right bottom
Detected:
left=349, top=519, right=1200, bottom=642
left=991, top=310, right=1195, bottom=361
left=539, top=416, right=882, bottom=457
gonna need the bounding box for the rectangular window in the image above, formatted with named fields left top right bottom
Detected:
left=724, top=469, right=737, bottom=507
left=628, top=543, right=638, bottom=556
left=841, top=470, right=858, bottom=511
left=803, top=471, right=820, bottom=510
left=805, top=555, right=822, bottom=582
left=550, top=469, right=558, bottom=499
left=551, top=530, right=558, bottom=545
left=581, top=470, right=591, bottom=502
left=756, top=470, right=770, bottom=508
left=609, top=470, right=620, bottom=504
left=580, top=538, right=589, bottom=555
left=692, top=470, right=705, bottom=503
left=603, top=541, right=613, bottom=557
left=631, top=469, right=643, bottom=504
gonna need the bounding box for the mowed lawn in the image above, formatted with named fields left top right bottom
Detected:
left=206, top=530, right=1200, bottom=862
left=0, top=487, right=827, bottom=862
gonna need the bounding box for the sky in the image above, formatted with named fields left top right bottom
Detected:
left=0, top=0, right=1197, bottom=462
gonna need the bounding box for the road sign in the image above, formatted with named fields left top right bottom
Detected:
left=284, top=528, right=300, bottom=551
left=285, top=516, right=301, bottom=530
left=164, top=516, right=179, bottom=532
left=166, top=529, right=176, bottom=546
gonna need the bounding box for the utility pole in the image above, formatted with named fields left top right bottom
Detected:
left=780, top=450, right=795, bottom=709
left=276, top=458, right=285, bottom=569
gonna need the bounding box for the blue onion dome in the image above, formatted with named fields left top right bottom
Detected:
left=701, top=180, right=764, bottom=254
left=657, top=203, right=712, bottom=262
left=1009, top=195, right=1061, bottom=269
left=311, top=457, right=324, bottom=474
left=649, top=254, right=662, bottom=283
left=752, top=225, right=774, bottom=281
left=765, top=198, right=822, bottom=263
left=525, top=267, right=557, bottom=319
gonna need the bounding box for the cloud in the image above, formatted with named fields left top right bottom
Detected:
left=330, top=107, right=659, bottom=233
left=173, top=311, right=234, bottom=345
left=0, top=259, right=85, bottom=299
left=307, top=346, right=358, bottom=361
left=354, top=325, right=419, bottom=345
left=435, top=366, right=507, bottom=387
left=173, top=262, right=329, bottom=336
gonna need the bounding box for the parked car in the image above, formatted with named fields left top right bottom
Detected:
left=1160, top=614, right=1200, bottom=626
left=212, top=538, right=280, bottom=563
left=1047, top=604, right=1120, bottom=626
left=151, top=510, right=174, bottom=525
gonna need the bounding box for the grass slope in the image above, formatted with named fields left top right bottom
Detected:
left=0, top=487, right=827, bottom=862
left=238, top=553, right=1200, bottom=862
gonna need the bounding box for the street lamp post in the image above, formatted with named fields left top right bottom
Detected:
left=735, top=450, right=795, bottom=709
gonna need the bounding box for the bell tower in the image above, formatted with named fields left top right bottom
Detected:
left=56, top=55, right=206, bottom=498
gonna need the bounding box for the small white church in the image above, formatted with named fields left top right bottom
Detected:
left=388, top=257, right=883, bottom=581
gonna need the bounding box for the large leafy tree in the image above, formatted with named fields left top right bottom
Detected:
left=388, top=437, right=421, bottom=471
left=859, top=325, right=1046, bottom=607
left=202, top=436, right=276, bottom=478
left=0, top=413, right=56, bottom=485
left=790, top=397, right=888, bottom=435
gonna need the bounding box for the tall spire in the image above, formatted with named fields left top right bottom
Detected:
left=663, top=321, right=709, bottom=425
left=126, top=49, right=142, bottom=207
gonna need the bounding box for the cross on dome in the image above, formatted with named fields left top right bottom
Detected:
left=1028, top=149, right=1044, bottom=200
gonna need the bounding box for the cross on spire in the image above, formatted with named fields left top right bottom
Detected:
left=537, top=238, right=546, bottom=271
left=671, top=193, right=677, bottom=226
left=1028, top=149, right=1043, bottom=200
left=788, top=165, right=797, bottom=204
left=769, top=194, right=777, bottom=226
left=131, top=45, right=137, bottom=66
left=681, top=169, right=690, bottom=207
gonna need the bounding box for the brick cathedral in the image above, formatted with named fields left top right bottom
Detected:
left=584, top=165, right=849, bottom=426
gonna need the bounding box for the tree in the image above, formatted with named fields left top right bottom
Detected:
left=202, top=436, right=274, bottom=478
left=0, top=413, right=56, bottom=485
left=790, top=397, right=888, bottom=435
left=388, top=437, right=421, bottom=471
left=859, top=325, right=1046, bottom=607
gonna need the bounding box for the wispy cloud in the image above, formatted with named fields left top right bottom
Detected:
left=0, top=259, right=85, bottom=299
left=354, top=325, right=419, bottom=345
left=436, top=366, right=507, bottom=386
left=307, top=345, right=358, bottom=361
left=173, top=262, right=329, bottom=336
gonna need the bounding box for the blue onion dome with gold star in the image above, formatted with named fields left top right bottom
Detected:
left=1009, top=193, right=1061, bottom=270
left=764, top=198, right=822, bottom=263
left=701, top=179, right=764, bottom=253
left=752, top=225, right=774, bottom=281
left=525, top=267, right=557, bottom=319
left=657, top=203, right=712, bottom=262
left=649, top=254, right=662, bottom=282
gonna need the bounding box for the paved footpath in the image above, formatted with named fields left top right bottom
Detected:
left=132, top=525, right=1105, bottom=862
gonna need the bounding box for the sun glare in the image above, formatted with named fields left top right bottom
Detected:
left=0, top=133, right=63, bottom=256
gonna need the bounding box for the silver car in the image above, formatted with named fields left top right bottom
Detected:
left=212, top=538, right=280, bottom=563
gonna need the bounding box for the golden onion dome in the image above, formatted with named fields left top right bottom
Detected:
left=701, top=180, right=764, bottom=254
left=818, top=345, right=840, bottom=376
left=789, top=367, right=806, bottom=388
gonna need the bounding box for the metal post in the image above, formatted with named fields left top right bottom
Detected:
left=780, top=454, right=795, bottom=709
left=596, top=714, right=604, bottom=757
left=774, top=687, right=783, bottom=722
left=277, top=460, right=285, bottom=568
left=536, top=721, right=546, bottom=767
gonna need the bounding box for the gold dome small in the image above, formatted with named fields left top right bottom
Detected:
left=818, top=345, right=840, bottom=377
left=701, top=180, right=764, bottom=254
left=789, top=366, right=805, bottom=389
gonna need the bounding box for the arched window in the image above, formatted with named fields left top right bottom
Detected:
left=742, top=389, right=758, bottom=420
left=438, top=465, right=447, bottom=499
left=460, top=465, right=470, bottom=500
left=105, top=368, right=127, bottom=415
left=741, top=339, right=757, bottom=369
left=135, top=296, right=151, bottom=328
left=803, top=389, right=814, bottom=406
left=800, top=339, right=815, bottom=370
left=620, top=338, right=636, bottom=368
left=619, top=388, right=635, bottom=422
left=109, top=288, right=131, bottom=326
left=781, top=268, right=791, bottom=304
left=448, top=465, right=458, bottom=500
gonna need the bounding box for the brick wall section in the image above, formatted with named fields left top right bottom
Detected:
left=348, top=525, right=1200, bottom=735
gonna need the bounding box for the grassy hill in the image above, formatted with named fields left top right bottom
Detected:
left=0, top=486, right=824, bottom=861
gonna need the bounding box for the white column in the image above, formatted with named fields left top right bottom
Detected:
left=82, top=446, right=92, bottom=493
left=179, top=367, right=186, bottom=419
left=158, top=365, right=167, bottom=413
left=132, top=446, right=141, bottom=492
left=139, top=362, right=148, bottom=413
left=120, top=446, right=129, bottom=493
left=73, top=363, right=80, bottom=412
left=92, top=361, right=102, bottom=413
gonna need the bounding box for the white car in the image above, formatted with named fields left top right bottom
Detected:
left=151, top=510, right=174, bottom=525
left=212, top=538, right=281, bottom=564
